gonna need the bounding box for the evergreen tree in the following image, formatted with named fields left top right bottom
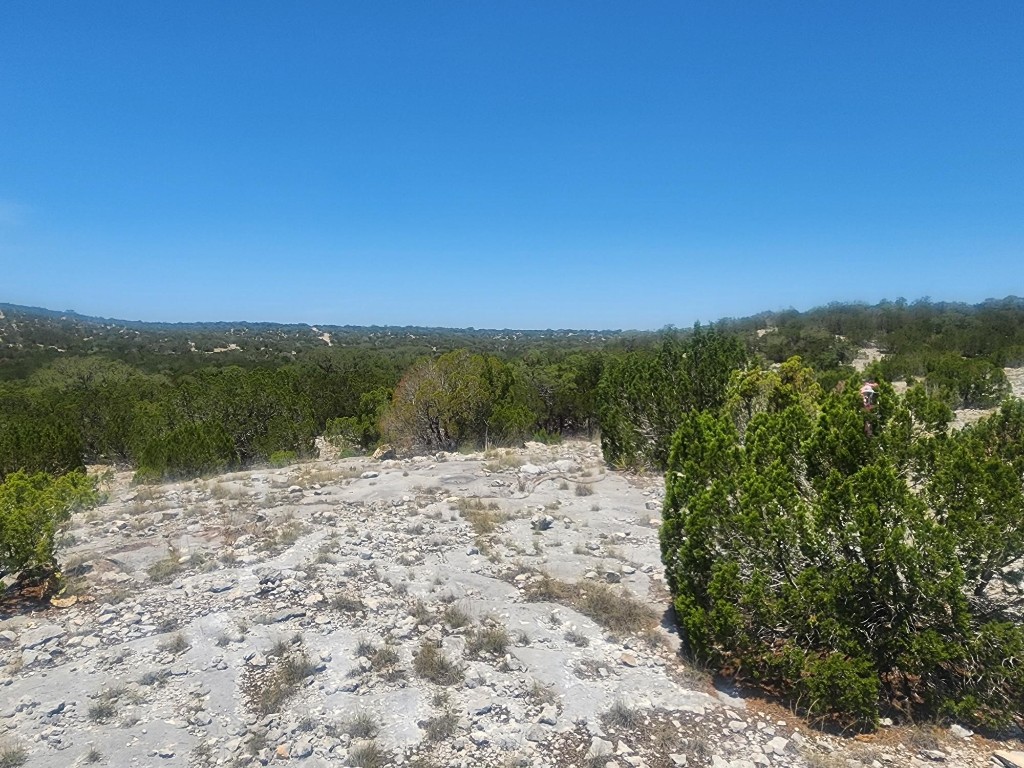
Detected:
left=661, top=360, right=1024, bottom=729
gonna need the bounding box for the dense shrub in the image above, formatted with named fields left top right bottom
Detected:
left=0, top=470, right=97, bottom=578
left=380, top=351, right=537, bottom=453
left=661, top=360, right=1024, bottom=729
left=133, top=367, right=317, bottom=480
left=597, top=325, right=746, bottom=469
left=883, top=352, right=1010, bottom=408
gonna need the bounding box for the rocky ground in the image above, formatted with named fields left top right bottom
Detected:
left=2, top=441, right=1024, bottom=768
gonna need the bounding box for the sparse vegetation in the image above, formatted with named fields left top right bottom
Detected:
left=88, top=699, right=117, bottom=723
left=347, top=740, right=390, bottom=767
left=344, top=711, right=380, bottom=739
left=602, top=700, right=642, bottom=729
left=370, top=645, right=400, bottom=671
left=0, top=744, right=28, bottom=768
left=564, top=628, right=589, bottom=647
left=442, top=604, right=472, bottom=629
left=147, top=551, right=183, bottom=583
left=331, top=593, right=365, bottom=613
left=158, top=631, right=189, bottom=655
left=523, top=572, right=658, bottom=635
left=253, top=643, right=318, bottom=715
left=465, top=625, right=510, bottom=657
left=413, top=641, right=465, bottom=685
left=454, top=497, right=510, bottom=536
left=424, top=708, right=459, bottom=741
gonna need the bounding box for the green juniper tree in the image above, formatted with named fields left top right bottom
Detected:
left=661, top=359, right=1024, bottom=729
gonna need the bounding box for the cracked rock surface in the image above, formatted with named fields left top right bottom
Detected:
left=0, top=441, right=1018, bottom=767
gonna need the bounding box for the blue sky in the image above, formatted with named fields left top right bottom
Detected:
left=2, top=2, right=1021, bottom=329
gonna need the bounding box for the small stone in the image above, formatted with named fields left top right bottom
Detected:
left=949, top=723, right=972, bottom=739
left=247, top=652, right=267, bottom=668
left=728, top=720, right=748, bottom=733
left=42, top=700, right=66, bottom=716
left=525, top=726, right=546, bottom=742
left=619, top=652, right=639, bottom=667
left=587, top=737, right=614, bottom=760
left=288, top=485, right=303, bottom=494
left=539, top=704, right=558, bottom=726
left=20, top=623, right=65, bottom=649
left=360, top=471, right=379, bottom=479
left=531, top=515, right=555, bottom=531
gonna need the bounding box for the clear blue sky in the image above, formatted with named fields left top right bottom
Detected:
left=2, top=2, right=1021, bottom=329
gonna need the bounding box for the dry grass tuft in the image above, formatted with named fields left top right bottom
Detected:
left=523, top=573, right=658, bottom=636
left=454, top=497, right=510, bottom=535
left=465, top=625, right=510, bottom=658
left=413, top=641, right=464, bottom=686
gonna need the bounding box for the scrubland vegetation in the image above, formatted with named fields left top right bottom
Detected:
left=3, top=296, right=1024, bottom=730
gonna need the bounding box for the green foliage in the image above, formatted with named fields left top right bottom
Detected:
left=132, top=366, right=317, bottom=480
left=661, top=362, right=1024, bottom=729
left=269, top=450, right=298, bottom=467
left=0, top=470, right=97, bottom=578
left=597, top=325, right=747, bottom=469
left=380, top=350, right=538, bottom=452
left=324, top=386, right=392, bottom=451
left=0, top=385, right=84, bottom=481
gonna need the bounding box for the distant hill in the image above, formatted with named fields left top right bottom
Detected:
left=4, top=296, right=1024, bottom=380
left=0, top=302, right=626, bottom=378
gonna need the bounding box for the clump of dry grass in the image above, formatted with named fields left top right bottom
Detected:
left=442, top=604, right=472, bottom=629
left=254, top=643, right=319, bottom=715
left=147, top=549, right=184, bottom=583
left=0, top=742, right=28, bottom=768
left=453, top=497, right=510, bottom=535
left=347, top=740, right=390, bottom=768
left=424, top=708, right=460, bottom=741
left=523, top=573, right=658, bottom=635
left=564, top=628, right=589, bottom=647
left=158, top=631, right=189, bottom=655
left=343, top=711, right=380, bottom=739
left=465, top=625, right=509, bottom=658
left=413, top=641, right=464, bottom=686
left=602, top=700, right=642, bottom=729
left=482, top=450, right=524, bottom=472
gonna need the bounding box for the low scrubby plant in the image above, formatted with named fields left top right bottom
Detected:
left=466, top=625, right=509, bottom=657
left=0, top=743, right=28, bottom=768
left=413, top=641, right=464, bottom=686
left=424, top=708, right=459, bottom=741
left=346, top=740, right=389, bottom=768
left=344, top=711, right=380, bottom=739
left=0, top=470, right=96, bottom=581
